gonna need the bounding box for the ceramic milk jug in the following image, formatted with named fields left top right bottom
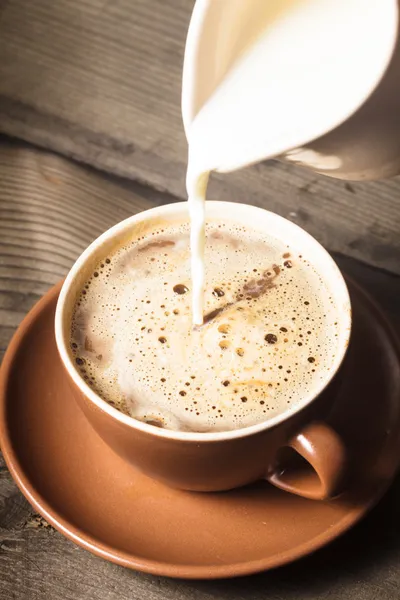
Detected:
left=182, top=0, right=400, bottom=181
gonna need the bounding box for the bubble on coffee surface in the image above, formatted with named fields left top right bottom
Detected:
left=69, top=221, right=340, bottom=433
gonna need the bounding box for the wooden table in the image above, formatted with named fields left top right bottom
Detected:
left=0, top=1, right=400, bottom=598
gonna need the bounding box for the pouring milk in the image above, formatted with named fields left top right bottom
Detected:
left=182, top=0, right=397, bottom=325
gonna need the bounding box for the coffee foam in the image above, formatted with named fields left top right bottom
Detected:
left=70, top=221, right=340, bottom=433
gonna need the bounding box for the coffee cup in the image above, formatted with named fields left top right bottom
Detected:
left=55, top=201, right=351, bottom=500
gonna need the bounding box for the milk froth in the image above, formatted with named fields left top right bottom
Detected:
left=70, top=220, right=339, bottom=432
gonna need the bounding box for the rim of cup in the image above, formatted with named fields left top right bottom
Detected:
left=55, top=201, right=351, bottom=442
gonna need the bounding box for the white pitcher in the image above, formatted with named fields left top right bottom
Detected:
left=182, top=0, right=400, bottom=181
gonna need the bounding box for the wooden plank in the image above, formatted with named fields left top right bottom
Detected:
left=0, top=0, right=399, bottom=275
left=0, top=141, right=400, bottom=599
left=0, top=140, right=163, bottom=359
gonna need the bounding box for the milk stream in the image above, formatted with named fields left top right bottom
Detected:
left=187, top=171, right=209, bottom=325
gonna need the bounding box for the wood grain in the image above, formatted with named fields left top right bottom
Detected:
left=0, top=139, right=167, bottom=360
left=0, top=141, right=400, bottom=599
left=0, top=0, right=399, bottom=275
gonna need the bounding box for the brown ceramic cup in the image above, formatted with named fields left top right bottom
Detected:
left=55, top=202, right=351, bottom=500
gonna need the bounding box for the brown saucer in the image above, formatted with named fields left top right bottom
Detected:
left=1, top=280, right=400, bottom=579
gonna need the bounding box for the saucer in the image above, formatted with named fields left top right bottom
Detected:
left=0, top=280, right=400, bottom=579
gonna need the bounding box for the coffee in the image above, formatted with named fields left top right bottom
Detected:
left=69, top=219, right=340, bottom=433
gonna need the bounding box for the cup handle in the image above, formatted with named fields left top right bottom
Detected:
left=266, top=423, right=347, bottom=500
